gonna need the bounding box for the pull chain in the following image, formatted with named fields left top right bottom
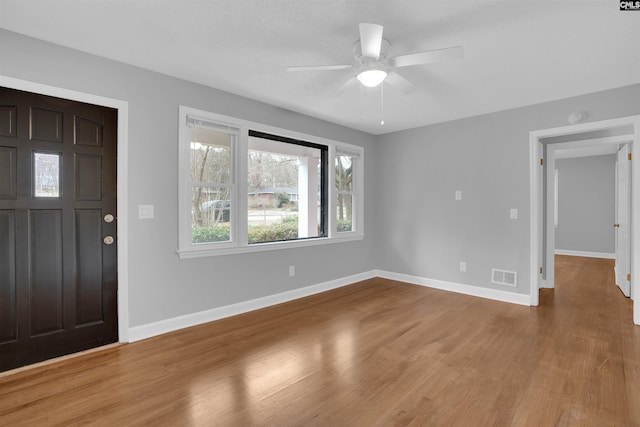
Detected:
left=360, top=81, right=365, bottom=121
left=380, top=84, right=385, bottom=126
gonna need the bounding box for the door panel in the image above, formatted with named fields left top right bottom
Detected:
left=30, top=107, right=64, bottom=143
left=0, top=147, right=17, bottom=198
left=0, top=210, right=17, bottom=344
left=29, top=209, right=64, bottom=336
left=75, top=116, right=103, bottom=147
left=75, top=154, right=102, bottom=200
left=0, top=86, right=118, bottom=371
left=75, top=209, right=104, bottom=325
left=537, top=140, right=544, bottom=293
left=615, top=144, right=631, bottom=297
left=0, top=106, right=17, bottom=137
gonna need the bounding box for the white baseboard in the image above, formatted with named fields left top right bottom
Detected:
left=373, top=270, right=531, bottom=306
left=555, top=249, right=615, bottom=259
left=128, top=269, right=534, bottom=342
left=128, top=270, right=376, bottom=342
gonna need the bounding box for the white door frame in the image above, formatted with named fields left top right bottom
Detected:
left=529, top=115, right=640, bottom=325
left=0, top=75, right=130, bottom=341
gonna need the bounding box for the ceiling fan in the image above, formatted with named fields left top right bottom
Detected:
left=286, top=23, right=463, bottom=94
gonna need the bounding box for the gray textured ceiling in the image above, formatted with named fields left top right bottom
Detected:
left=1, top=0, right=639, bottom=135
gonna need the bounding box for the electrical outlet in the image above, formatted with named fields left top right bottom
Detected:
left=289, top=265, right=295, bottom=277
left=510, top=208, right=518, bottom=219
left=138, top=204, right=154, bottom=219
left=455, top=190, right=462, bottom=201
left=460, top=262, right=467, bottom=272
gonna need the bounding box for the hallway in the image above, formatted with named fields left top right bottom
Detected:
left=530, top=255, right=639, bottom=425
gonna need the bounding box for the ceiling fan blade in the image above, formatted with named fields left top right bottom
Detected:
left=328, top=76, right=358, bottom=97
left=385, top=71, right=417, bottom=94
left=390, top=45, right=463, bottom=68
left=359, top=23, right=384, bottom=59
left=286, top=65, right=351, bottom=72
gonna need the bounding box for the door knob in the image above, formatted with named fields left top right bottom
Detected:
left=614, top=223, right=620, bottom=228
left=103, top=236, right=114, bottom=245
left=104, top=214, right=115, bottom=223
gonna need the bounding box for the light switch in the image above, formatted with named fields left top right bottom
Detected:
left=138, top=204, right=154, bottom=219
left=510, top=208, right=518, bottom=219
left=455, top=191, right=462, bottom=201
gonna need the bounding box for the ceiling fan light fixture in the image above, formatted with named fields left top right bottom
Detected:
left=356, top=69, right=387, bottom=87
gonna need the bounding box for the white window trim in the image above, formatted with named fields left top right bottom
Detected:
left=178, top=106, right=364, bottom=258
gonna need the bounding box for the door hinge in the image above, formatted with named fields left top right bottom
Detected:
left=628, top=153, right=632, bottom=161
left=539, top=266, right=543, bottom=274
left=627, top=273, right=631, bottom=282
left=539, top=158, right=544, bottom=166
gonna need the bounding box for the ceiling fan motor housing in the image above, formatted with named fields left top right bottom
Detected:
left=353, top=38, right=390, bottom=63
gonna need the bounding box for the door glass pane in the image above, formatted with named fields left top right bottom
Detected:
left=34, top=152, right=60, bottom=198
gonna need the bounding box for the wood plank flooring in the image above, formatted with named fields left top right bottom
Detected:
left=1, top=255, right=638, bottom=426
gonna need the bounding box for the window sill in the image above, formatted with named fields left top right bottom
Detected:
left=177, top=233, right=364, bottom=259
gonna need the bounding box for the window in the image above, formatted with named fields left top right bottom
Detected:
left=178, top=106, right=364, bottom=258
left=248, top=131, right=327, bottom=244
left=34, top=152, right=60, bottom=197
left=335, top=148, right=359, bottom=233
left=184, top=116, right=237, bottom=246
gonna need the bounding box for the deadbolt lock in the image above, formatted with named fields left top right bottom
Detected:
left=104, top=214, right=115, bottom=223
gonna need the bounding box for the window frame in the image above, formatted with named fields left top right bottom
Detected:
left=178, top=108, right=240, bottom=253
left=247, top=129, right=328, bottom=244
left=178, top=106, right=364, bottom=258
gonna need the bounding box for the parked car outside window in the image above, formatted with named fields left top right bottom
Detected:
left=201, top=200, right=230, bottom=222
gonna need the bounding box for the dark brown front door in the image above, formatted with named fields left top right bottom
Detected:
left=0, top=87, right=118, bottom=372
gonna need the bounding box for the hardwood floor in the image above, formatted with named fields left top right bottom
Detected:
left=1, top=255, right=638, bottom=426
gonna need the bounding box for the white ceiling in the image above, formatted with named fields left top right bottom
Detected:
left=1, top=1, right=639, bottom=135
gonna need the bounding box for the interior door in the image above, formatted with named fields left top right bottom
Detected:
left=537, top=140, right=544, bottom=292
left=0, top=87, right=118, bottom=372
left=615, top=143, right=631, bottom=297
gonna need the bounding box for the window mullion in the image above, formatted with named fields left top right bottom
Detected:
left=235, top=128, right=249, bottom=246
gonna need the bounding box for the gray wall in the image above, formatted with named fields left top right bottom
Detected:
left=555, top=155, right=615, bottom=254
left=376, top=84, right=640, bottom=295
left=0, top=30, right=378, bottom=327
left=2, top=28, right=640, bottom=325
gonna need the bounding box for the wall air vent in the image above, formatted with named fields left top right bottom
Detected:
left=491, top=269, right=517, bottom=287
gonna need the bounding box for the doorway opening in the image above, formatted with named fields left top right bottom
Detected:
left=529, top=115, right=640, bottom=325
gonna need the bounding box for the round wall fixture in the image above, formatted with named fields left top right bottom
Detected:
left=568, top=111, right=586, bottom=124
